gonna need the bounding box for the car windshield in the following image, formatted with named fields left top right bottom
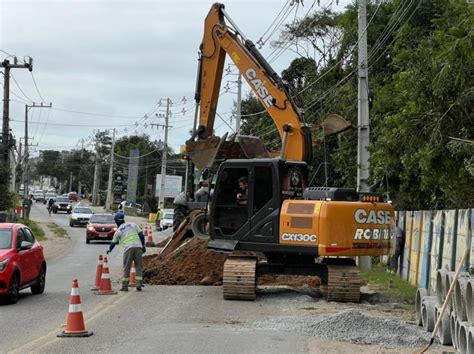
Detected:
left=90, top=215, right=115, bottom=224
left=74, top=208, right=92, bottom=214
left=0, top=229, right=12, bottom=249
left=164, top=214, right=173, bottom=219
left=56, top=197, right=69, bottom=203
left=46, top=193, right=56, bottom=198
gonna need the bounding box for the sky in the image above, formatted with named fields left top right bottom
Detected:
left=0, top=0, right=348, bottom=157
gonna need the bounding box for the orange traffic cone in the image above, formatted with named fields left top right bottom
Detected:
left=129, top=261, right=136, bottom=287
left=57, top=279, right=93, bottom=337
left=146, top=226, right=155, bottom=247
left=95, top=257, right=117, bottom=295
left=90, top=255, right=103, bottom=291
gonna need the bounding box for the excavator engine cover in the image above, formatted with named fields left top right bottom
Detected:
left=186, top=135, right=270, bottom=170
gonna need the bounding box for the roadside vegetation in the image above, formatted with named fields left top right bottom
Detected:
left=18, top=218, right=46, bottom=241
left=47, top=223, right=68, bottom=238
left=361, top=264, right=417, bottom=305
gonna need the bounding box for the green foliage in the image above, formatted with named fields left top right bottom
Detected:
left=18, top=218, right=46, bottom=241
left=361, top=264, right=417, bottom=305
left=0, top=165, right=15, bottom=210
left=239, top=0, right=474, bottom=209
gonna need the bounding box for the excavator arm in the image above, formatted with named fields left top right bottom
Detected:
left=188, top=3, right=313, bottom=169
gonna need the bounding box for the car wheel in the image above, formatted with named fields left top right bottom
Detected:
left=67, top=211, right=71, bottom=214
left=86, top=238, right=90, bottom=244
left=173, top=205, right=188, bottom=232
left=31, top=264, right=46, bottom=295
left=7, top=272, right=20, bottom=304
left=69, top=222, right=74, bottom=227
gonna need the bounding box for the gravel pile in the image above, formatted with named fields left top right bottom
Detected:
left=255, top=308, right=432, bottom=348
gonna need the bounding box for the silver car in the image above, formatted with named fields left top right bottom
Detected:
left=69, top=206, right=93, bottom=227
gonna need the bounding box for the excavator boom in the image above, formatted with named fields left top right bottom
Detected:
left=188, top=3, right=312, bottom=169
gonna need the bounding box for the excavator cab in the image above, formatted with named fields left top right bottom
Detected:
left=208, top=159, right=308, bottom=251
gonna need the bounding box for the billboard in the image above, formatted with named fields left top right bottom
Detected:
left=155, top=174, right=183, bottom=198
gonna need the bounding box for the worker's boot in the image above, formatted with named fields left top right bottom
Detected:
left=120, top=281, right=128, bottom=292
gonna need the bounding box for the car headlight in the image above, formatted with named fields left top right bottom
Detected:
left=87, top=226, right=94, bottom=231
left=67, top=205, right=72, bottom=209
left=72, top=216, right=78, bottom=219
left=112, top=227, right=117, bottom=231
left=0, top=258, right=10, bottom=272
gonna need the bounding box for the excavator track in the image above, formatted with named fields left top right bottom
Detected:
left=326, top=265, right=361, bottom=303
left=223, top=256, right=257, bottom=301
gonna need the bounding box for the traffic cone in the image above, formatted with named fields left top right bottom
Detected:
left=57, top=279, right=93, bottom=337
left=129, top=261, right=136, bottom=287
left=90, top=255, right=103, bottom=291
left=146, top=228, right=155, bottom=247
left=95, top=257, right=117, bottom=295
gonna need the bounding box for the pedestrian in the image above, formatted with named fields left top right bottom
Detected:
left=157, top=208, right=163, bottom=222
left=22, top=194, right=33, bottom=219
left=389, top=226, right=405, bottom=274
left=107, top=212, right=146, bottom=291
left=47, top=197, right=54, bottom=216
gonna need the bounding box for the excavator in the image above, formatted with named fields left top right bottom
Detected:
left=165, top=3, right=395, bottom=302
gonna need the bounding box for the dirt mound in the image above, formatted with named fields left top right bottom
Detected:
left=143, top=238, right=226, bottom=285
left=143, top=237, right=321, bottom=288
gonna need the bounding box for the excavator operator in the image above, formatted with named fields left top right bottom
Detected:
left=236, top=176, right=248, bottom=205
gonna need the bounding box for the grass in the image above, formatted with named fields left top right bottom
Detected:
left=46, top=223, right=68, bottom=238
left=17, top=218, right=46, bottom=241
left=361, top=264, right=417, bottom=305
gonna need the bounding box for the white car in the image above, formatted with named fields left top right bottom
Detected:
left=69, top=206, right=94, bottom=227
left=160, top=212, right=173, bottom=230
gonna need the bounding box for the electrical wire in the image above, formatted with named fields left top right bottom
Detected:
left=30, top=72, right=47, bottom=103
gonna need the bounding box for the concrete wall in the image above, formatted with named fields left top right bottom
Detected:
left=397, top=209, right=473, bottom=291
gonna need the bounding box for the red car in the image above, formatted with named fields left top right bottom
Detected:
left=86, top=214, right=117, bottom=244
left=68, top=192, right=78, bottom=202
left=0, top=223, right=47, bottom=304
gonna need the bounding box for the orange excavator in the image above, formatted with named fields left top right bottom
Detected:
left=168, top=3, right=395, bottom=302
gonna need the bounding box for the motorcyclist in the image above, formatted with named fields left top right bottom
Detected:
left=107, top=212, right=146, bottom=291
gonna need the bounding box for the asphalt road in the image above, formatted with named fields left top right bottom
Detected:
left=0, top=204, right=314, bottom=353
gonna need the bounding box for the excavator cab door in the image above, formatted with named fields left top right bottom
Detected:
left=209, top=164, right=250, bottom=242
left=209, top=160, right=280, bottom=246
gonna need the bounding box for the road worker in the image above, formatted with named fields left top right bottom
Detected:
left=107, top=211, right=146, bottom=291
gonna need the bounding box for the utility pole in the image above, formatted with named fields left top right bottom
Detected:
left=357, top=0, right=371, bottom=270
left=77, top=138, right=84, bottom=199
left=105, top=128, right=116, bottom=211
left=23, top=102, right=51, bottom=200
left=235, top=74, right=242, bottom=133
left=156, top=99, right=170, bottom=210
left=92, top=131, right=101, bottom=206
left=1, top=58, right=32, bottom=190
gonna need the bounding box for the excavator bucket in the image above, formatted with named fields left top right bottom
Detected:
left=186, top=134, right=270, bottom=170
left=312, top=114, right=354, bottom=144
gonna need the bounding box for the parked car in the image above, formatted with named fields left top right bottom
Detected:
left=52, top=197, right=72, bottom=214
left=0, top=223, right=47, bottom=304
left=68, top=192, right=78, bottom=202
left=69, top=206, right=93, bottom=227
left=160, top=212, right=173, bottom=230
left=86, top=214, right=117, bottom=244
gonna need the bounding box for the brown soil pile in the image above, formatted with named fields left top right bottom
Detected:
left=143, top=238, right=226, bottom=285
left=155, top=237, right=170, bottom=247
left=258, top=274, right=321, bottom=288
left=143, top=237, right=321, bottom=288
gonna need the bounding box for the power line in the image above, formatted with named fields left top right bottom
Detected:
left=30, top=72, right=47, bottom=103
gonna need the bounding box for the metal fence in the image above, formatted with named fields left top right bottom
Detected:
left=395, top=209, right=473, bottom=292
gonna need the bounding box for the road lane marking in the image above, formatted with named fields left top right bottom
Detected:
left=9, top=291, right=132, bottom=353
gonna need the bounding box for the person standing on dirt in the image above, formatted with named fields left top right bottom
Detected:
left=389, top=226, right=405, bottom=274
left=107, top=212, right=146, bottom=291
left=47, top=197, right=54, bottom=216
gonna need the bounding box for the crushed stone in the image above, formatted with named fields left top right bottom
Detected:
left=254, top=308, right=432, bottom=348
